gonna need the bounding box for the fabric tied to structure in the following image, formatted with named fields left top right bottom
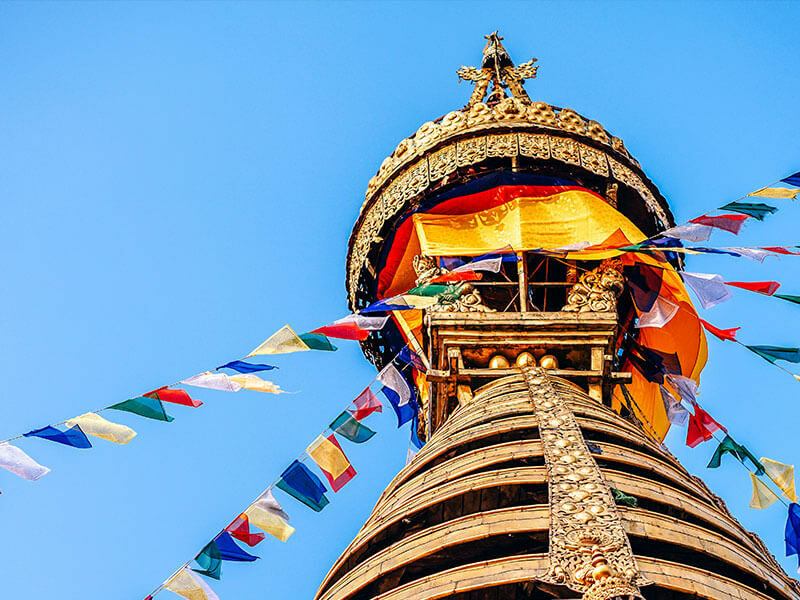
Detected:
left=229, top=373, right=282, bottom=394
left=636, top=296, right=678, bottom=329
left=660, top=223, right=713, bottom=242
left=725, top=280, right=781, bottom=296
left=297, top=332, right=337, bottom=352
left=725, top=247, right=775, bottom=262
left=719, top=201, right=778, bottom=220
left=181, top=372, right=243, bottom=392
left=689, top=214, right=750, bottom=234
left=331, top=411, right=376, bottom=443
left=747, top=345, right=800, bottom=365
left=680, top=272, right=733, bottom=309
left=213, top=531, right=258, bottom=562
left=244, top=489, right=295, bottom=542
left=65, top=412, right=136, bottom=445
left=360, top=295, right=438, bottom=313
left=217, top=360, right=276, bottom=373
left=659, top=385, right=689, bottom=426
left=665, top=374, right=698, bottom=406
left=23, top=425, right=92, bottom=449
left=165, top=567, right=220, bottom=600
left=248, top=324, right=312, bottom=356
left=194, top=541, right=222, bottom=580
left=750, top=474, right=780, bottom=509
left=226, top=513, right=265, bottom=547
left=144, top=387, right=202, bottom=407
left=350, top=387, right=382, bottom=420
left=276, top=460, right=329, bottom=512
left=109, top=396, right=174, bottom=422
left=307, top=435, right=351, bottom=479
left=748, top=187, right=799, bottom=199
left=397, top=347, right=427, bottom=371
left=785, top=503, right=800, bottom=564
left=311, top=315, right=389, bottom=341
left=0, top=442, right=50, bottom=480
left=378, top=364, right=415, bottom=426
left=707, top=435, right=764, bottom=474
left=761, top=457, right=798, bottom=502
left=699, top=320, right=740, bottom=342
left=686, top=407, right=726, bottom=448
left=312, top=435, right=356, bottom=492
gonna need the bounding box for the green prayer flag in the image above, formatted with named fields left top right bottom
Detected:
left=330, top=411, right=376, bottom=444
left=611, top=487, right=638, bottom=508
left=775, top=294, right=800, bottom=306
left=407, top=283, right=462, bottom=298
left=746, top=345, right=800, bottom=365
left=298, top=332, right=337, bottom=352
left=193, top=540, right=222, bottom=580
left=107, top=396, right=174, bottom=422
left=719, top=201, right=778, bottom=221
left=707, top=435, right=764, bottom=475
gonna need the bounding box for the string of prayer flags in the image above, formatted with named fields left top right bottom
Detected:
left=690, top=214, right=750, bottom=234
left=429, top=270, right=482, bottom=284
left=307, top=435, right=351, bottom=480
left=782, top=171, right=800, bottom=187
left=407, top=283, right=463, bottom=299
left=680, top=271, right=732, bottom=309
left=23, top=425, right=92, bottom=449
left=311, top=435, right=356, bottom=492
left=244, top=490, right=295, bottom=542
left=776, top=294, right=800, bottom=306
left=636, top=296, right=678, bottom=328
left=276, top=460, right=330, bottom=512
left=760, top=458, right=798, bottom=503
left=225, top=513, right=265, bottom=547
left=746, top=345, right=800, bottom=365
left=761, top=246, right=800, bottom=256
left=750, top=473, right=781, bottom=509
left=707, top=435, right=764, bottom=474
left=360, top=294, right=438, bottom=313
left=686, top=406, right=726, bottom=448
left=228, top=374, right=283, bottom=394
left=145, top=386, right=202, bottom=408
left=330, top=411, right=376, bottom=443
left=217, top=360, right=277, bottom=374
left=725, top=280, right=781, bottom=296
left=719, top=202, right=778, bottom=221
left=660, top=223, right=713, bottom=242
left=659, top=385, right=689, bottom=426
left=748, top=187, right=799, bottom=199
left=699, top=319, right=740, bottom=342
left=430, top=252, right=505, bottom=283
left=665, top=374, right=698, bottom=406
left=109, top=396, right=174, bottom=422
left=248, top=325, right=313, bottom=356
left=0, top=442, right=50, bottom=481
left=213, top=531, right=258, bottom=562
left=193, top=541, right=222, bottom=579
left=350, top=387, right=382, bottom=420
left=165, top=567, right=220, bottom=600
left=64, top=412, right=136, bottom=445
left=378, top=364, right=416, bottom=427
left=724, top=247, right=775, bottom=262
left=181, top=372, right=243, bottom=392
left=311, top=315, right=389, bottom=341
left=785, top=503, right=800, bottom=567
left=397, top=347, right=427, bottom=372
left=298, top=332, right=337, bottom=352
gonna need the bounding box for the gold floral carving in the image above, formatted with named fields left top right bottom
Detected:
left=428, top=145, right=458, bottom=183
left=486, top=133, right=518, bottom=157
left=518, top=133, right=551, bottom=159
left=521, top=366, right=647, bottom=595
left=579, top=144, right=609, bottom=177
left=562, top=261, right=625, bottom=313
left=550, top=137, right=580, bottom=166
left=457, top=137, right=487, bottom=167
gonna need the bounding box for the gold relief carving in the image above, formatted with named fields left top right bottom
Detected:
left=586, top=120, right=610, bottom=144
left=521, top=367, right=647, bottom=596
left=392, top=138, right=416, bottom=162
left=550, top=137, right=580, bottom=165
left=562, top=260, right=624, bottom=313
left=413, top=121, right=443, bottom=152
left=466, top=102, right=494, bottom=127
left=518, top=133, right=551, bottom=159
left=394, top=160, right=429, bottom=203
left=413, top=255, right=494, bottom=313
left=457, top=137, right=487, bottom=167
left=428, top=145, right=458, bottom=182
left=557, top=108, right=587, bottom=135
left=493, top=97, right=526, bottom=121
left=579, top=144, right=609, bottom=177
left=486, top=133, right=518, bottom=157
left=527, top=102, right=559, bottom=127
left=608, top=157, right=668, bottom=224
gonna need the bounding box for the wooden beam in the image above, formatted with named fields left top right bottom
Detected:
left=516, top=252, right=527, bottom=312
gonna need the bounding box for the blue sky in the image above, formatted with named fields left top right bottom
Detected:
left=1, top=2, right=799, bottom=598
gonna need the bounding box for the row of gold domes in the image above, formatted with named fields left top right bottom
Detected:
left=488, top=352, right=559, bottom=370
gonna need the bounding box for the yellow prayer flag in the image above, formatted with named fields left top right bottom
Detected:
left=761, top=457, right=798, bottom=502
left=750, top=473, right=779, bottom=509
left=748, top=187, right=799, bottom=199
left=244, top=505, right=295, bottom=542
left=65, top=413, right=136, bottom=445
left=229, top=373, right=283, bottom=394
left=164, top=567, right=218, bottom=600
left=248, top=324, right=311, bottom=356
left=307, top=435, right=350, bottom=478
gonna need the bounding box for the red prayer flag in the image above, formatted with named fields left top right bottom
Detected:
left=699, top=319, right=740, bottom=342
left=724, top=280, right=781, bottom=296
left=689, top=214, right=749, bottom=234
left=226, top=513, right=265, bottom=547
left=350, top=387, right=382, bottom=420
left=144, top=387, right=202, bottom=408
left=686, top=406, right=726, bottom=448
left=312, top=323, right=371, bottom=341
left=429, top=271, right=483, bottom=284
left=319, top=435, right=356, bottom=492
left=760, top=247, right=800, bottom=255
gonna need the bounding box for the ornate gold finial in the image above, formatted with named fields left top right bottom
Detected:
left=458, top=32, right=538, bottom=106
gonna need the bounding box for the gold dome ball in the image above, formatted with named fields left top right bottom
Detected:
left=539, top=354, right=559, bottom=369
left=489, top=355, right=510, bottom=369
left=515, top=351, right=536, bottom=367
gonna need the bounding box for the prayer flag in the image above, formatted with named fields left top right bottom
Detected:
left=311, top=315, right=389, bottom=341
left=782, top=172, right=800, bottom=187
left=181, top=372, right=243, bottom=392
left=378, top=364, right=416, bottom=427
left=166, top=567, right=220, bottom=600
left=719, top=202, right=777, bottom=220
left=750, top=473, right=779, bottom=509
left=659, top=385, right=689, bottom=426
left=217, top=360, right=277, bottom=374
left=636, top=296, right=678, bottom=328
left=229, top=373, right=283, bottom=394
left=776, top=294, right=800, bottom=306
left=226, top=513, right=265, bottom=547
left=611, top=488, right=638, bottom=508
left=660, top=223, right=713, bottom=242
left=725, top=280, right=781, bottom=296
left=429, top=270, right=483, bottom=284
left=248, top=325, right=311, bottom=356
left=108, top=396, right=174, bottom=422
left=686, top=406, right=725, bottom=448
left=707, top=435, right=764, bottom=474
left=314, top=435, right=356, bottom=492
left=630, top=340, right=682, bottom=376
left=761, top=457, right=798, bottom=502
left=760, top=246, right=800, bottom=255
left=699, top=319, right=740, bottom=342
left=330, top=411, right=376, bottom=443
left=724, top=247, right=774, bottom=262
left=748, top=187, right=799, bottom=199
left=623, top=263, right=663, bottom=312
left=65, top=412, right=136, bottom=445
left=680, top=271, right=732, bottom=309
left=245, top=490, right=295, bottom=542
left=307, top=435, right=351, bottom=479
left=410, top=411, right=424, bottom=450
left=747, top=345, right=800, bottom=365
left=407, top=283, right=463, bottom=298
left=144, top=387, right=202, bottom=408
left=553, top=241, right=593, bottom=252
left=397, top=347, right=427, bottom=372
left=665, top=374, right=698, bottom=406
left=298, top=332, right=337, bottom=351
left=0, top=442, right=50, bottom=481
left=453, top=255, right=503, bottom=273
left=360, top=295, right=438, bottom=313
left=690, top=214, right=750, bottom=234
left=213, top=531, right=258, bottom=562
left=350, top=387, right=382, bottom=420
left=276, top=460, right=329, bottom=512
left=193, top=540, right=221, bottom=580
left=406, top=447, right=418, bottom=465
left=23, top=425, right=91, bottom=449
left=785, top=503, right=800, bottom=560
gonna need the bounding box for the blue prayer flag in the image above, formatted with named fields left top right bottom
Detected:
left=785, top=503, right=800, bottom=562
left=410, top=411, right=424, bottom=450
left=276, top=460, right=329, bottom=512
left=781, top=172, right=800, bottom=187
left=214, top=532, right=258, bottom=562
left=398, top=347, right=427, bottom=372
left=24, top=425, right=92, bottom=449
left=746, top=345, right=800, bottom=365
left=217, top=360, right=277, bottom=374
left=378, top=365, right=417, bottom=427
left=360, top=299, right=415, bottom=313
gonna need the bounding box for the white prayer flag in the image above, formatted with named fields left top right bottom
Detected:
left=0, top=442, right=50, bottom=481
left=636, top=297, right=679, bottom=328
left=181, top=372, right=243, bottom=392
left=680, top=271, right=732, bottom=309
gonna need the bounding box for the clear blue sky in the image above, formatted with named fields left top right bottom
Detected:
left=1, top=2, right=799, bottom=598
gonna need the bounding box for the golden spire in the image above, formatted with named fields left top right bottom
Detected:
left=458, top=31, right=538, bottom=106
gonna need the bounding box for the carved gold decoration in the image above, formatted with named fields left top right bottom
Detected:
left=550, top=136, right=581, bottom=166
left=580, top=143, right=610, bottom=177
left=486, top=133, right=518, bottom=157
left=562, top=260, right=625, bottom=313
left=518, top=132, right=551, bottom=159
left=412, top=255, right=494, bottom=313
left=428, top=145, right=458, bottom=183
left=521, top=366, right=647, bottom=595
left=489, top=355, right=510, bottom=368
left=539, top=354, right=559, bottom=369
left=515, top=351, right=536, bottom=367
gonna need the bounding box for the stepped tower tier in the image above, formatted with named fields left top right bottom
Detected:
left=327, top=34, right=800, bottom=600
